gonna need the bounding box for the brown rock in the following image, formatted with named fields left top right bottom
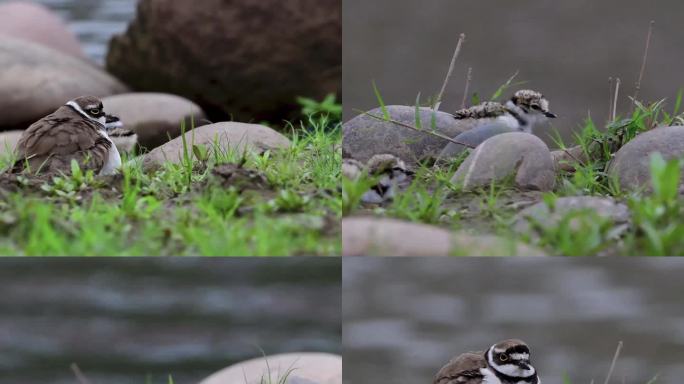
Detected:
left=199, top=353, right=342, bottom=384
left=107, top=0, right=340, bottom=123
left=342, top=106, right=473, bottom=165
left=142, top=122, right=290, bottom=169
left=0, top=1, right=85, bottom=59
left=551, top=145, right=590, bottom=172
left=451, top=132, right=555, bottom=191
left=102, top=93, right=206, bottom=151
left=342, top=217, right=546, bottom=256
left=0, top=37, right=128, bottom=130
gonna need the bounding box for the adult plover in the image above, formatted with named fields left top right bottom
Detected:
left=9, top=96, right=122, bottom=175
left=434, top=339, right=540, bottom=384
left=438, top=90, right=557, bottom=162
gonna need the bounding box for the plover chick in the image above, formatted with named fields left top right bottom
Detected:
left=438, top=90, right=557, bottom=163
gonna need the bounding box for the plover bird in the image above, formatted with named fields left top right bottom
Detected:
left=434, top=339, right=540, bottom=384
left=9, top=96, right=122, bottom=175
left=438, top=90, right=557, bottom=162
left=342, top=154, right=414, bottom=204
left=105, top=114, right=138, bottom=153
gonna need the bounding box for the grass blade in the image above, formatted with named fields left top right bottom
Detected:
left=372, top=80, right=390, bottom=120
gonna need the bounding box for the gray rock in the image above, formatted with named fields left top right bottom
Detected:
left=102, top=93, right=206, bottom=151
left=198, top=353, right=341, bottom=384
left=0, top=2, right=85, bottom=59
left=607, top=125, right=684, bottom=190
left=451, top=132, right=555, bottom=191
left=142, top=122, right=290, bottom=169
left=438, top=123, right=519, bottom=161
left=107, top=0, right=340, bottom=123
left=0, top=37, right=128, bottom=130
left=0, top=130, right=22, bottom=157
left=513, top=196, right=630, bottom=236
left=342, top=217, right=546, bottom=256
left=342, top=105, right=474, bottom=165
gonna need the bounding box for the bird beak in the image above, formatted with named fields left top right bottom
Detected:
left=517, top=361, right=531, bottom=369
left=105, top=114, right=123, bottom=131
left=544, top=111, right=557, bottom=118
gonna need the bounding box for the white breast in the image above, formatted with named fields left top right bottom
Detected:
left=97, top=130, right=122, bottom=175
left=480, top=368, right=503, bottom=384
left=495, top=114, right=520, bottom=130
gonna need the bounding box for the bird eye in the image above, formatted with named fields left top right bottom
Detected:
left=531, top=105, right=541, bottom=111
left=90, top=108, right=100, bottom=115
left=499, top=354, right=508, bottom=362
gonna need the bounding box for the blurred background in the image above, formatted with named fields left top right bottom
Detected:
left=0, top=0, right=341, bottom=130
left=0, top=258, right=341, bottom=384
left=344, top=258, right=684, bottom=384
left=343, top=0, right=684, bottom=145
left=17, top=0, right=137, bottom=64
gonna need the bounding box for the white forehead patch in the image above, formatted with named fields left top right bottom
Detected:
left=539, top=98, right=550, bottom=112
left=510, top=353, right=529, bottom=360
left=86, top=104, right=99, bottom=110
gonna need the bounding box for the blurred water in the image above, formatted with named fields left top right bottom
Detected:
left=343, top=258, right=684, bottom=384
left=343, top=0, right=684, bottom=145
left=21, top=0, right=137, bottom=64
left=0, top=258, right=341, bottom=384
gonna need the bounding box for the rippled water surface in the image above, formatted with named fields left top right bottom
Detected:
left=0, top=259, right=341, bottom=384
left=22, top=0, right=137, bottom=63
left=343, top=258, right=684, bottom=384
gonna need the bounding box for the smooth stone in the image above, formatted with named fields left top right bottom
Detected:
left=551, top=145, right=589, bottom=172
left=142, top=122, right=291, bottom=169
left=451, top=132, right=555, bottom=191
left=513, top=196, right=631, bottom=235
left=438, top=122, right=518, bottom=161
left=0, top=1, right=86, bottom=59
left=199, top=353, right=342, bottom=384
left=102, top=93, right=206, bottom=151
left=107, top=0, right=340, bottom=123
left=0, top=37, right=128, bottom=130
left=0, top=130, right=23, bottom=156
left=342, top=217, right=545, bottom=256
left=607, top=125, right=684, bottom=190
left=342, top=105, right=473, bottom=165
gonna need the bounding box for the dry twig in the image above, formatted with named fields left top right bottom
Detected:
left=435, top=33, right=465, bottom=111
left=460, top=67, right=473, bottom=109
left=631, top=20, right=655, bottom=113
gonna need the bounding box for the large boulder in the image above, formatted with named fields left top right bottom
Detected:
left=451, top=132, right=556, bottom=191
left=342, top=217, right=545, bottom=256
left=0, top=1, right=85, bottom=59
left=142, top=122, right=291, bottom=169
left=102, top=93, right=206, bottom=151
left=0, top=130, right=23, bottom=157
left=199, top=353, right=342, bottom=384
left=107, top=0, right=340, bottom=123
left=343, top=106, right=475, bottom=165
left=607, top=125, right=684, bottom=190
left=0, top=37, right=128, bottom=130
